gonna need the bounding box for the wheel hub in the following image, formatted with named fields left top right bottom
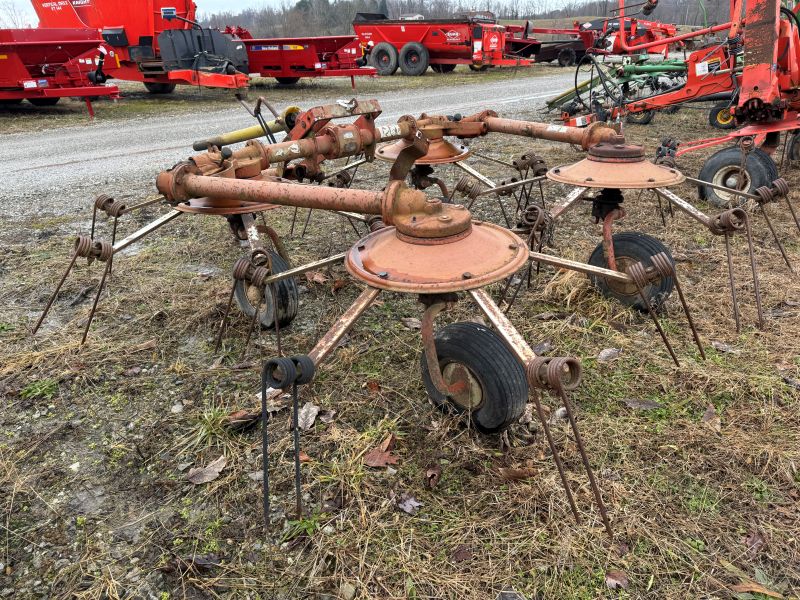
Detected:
left=442, top=362, right=483, bottom=410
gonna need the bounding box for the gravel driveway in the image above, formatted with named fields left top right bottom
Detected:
left=0, top=70, right=574, bottom=220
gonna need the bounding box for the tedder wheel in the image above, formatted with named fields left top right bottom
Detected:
left=399, top=42, right=430, bottom=76
left=788, top=131, right=800, bottom=161
left=469, top=64, right=490, bottom=72
left=697, top=146, right=778, bottom=207
left=369, top=42, right=399, bottom=76
left=28, top=97, right=60, bottom=107
left=557, top=47, right=577, bottom=67
left=708, top=103, right=736, bottom=130
left=431, top=63, right=456, bottom=73
left=625, top=109, right=654, bottom=125
left=420, top=322, right=528, bottom=434
left=275, top=77, right=300, bottom=85
left=144, top=82, right=177, bottom=94
left=587, top=232, right=675, bottom=310
left=233, top=250, right=299, bottom=329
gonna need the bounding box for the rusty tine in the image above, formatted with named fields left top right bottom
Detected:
left=33, top=250, right=82, bottom=335
left=81, top=255, right=113, bottom=345
left=757, top=204, right=794, bottom=273
left=628, top=261, right=680, bottom=367
left=214, top=283, right=238, bottom=353
left=785, top=195, right=800, bottom=234
left=724, top=233, right=742, bottom=333
left=651, top=252, right=705, bottom=360
left=241, top=294, right=262, bottom=362
left=742, top=214, right=765, bottom=330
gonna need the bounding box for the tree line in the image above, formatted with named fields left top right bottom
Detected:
left=200, top=0, right=731, bottom=38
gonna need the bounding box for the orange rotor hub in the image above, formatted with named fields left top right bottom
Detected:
left=376, top=125, right=470, bottom=165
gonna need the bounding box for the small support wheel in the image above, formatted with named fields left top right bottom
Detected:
left=587, top=232, right=675, bottom=310
left=233, top=251, right=299, bottom=329
left=708, top=103, right=735, bottom=129
left=697, top=147, right=778, bottom=207
left=143, top=82, right=176, bottom=94
left=28, top=97, right=60, bottom=107
left=625, top=109, right=654, bottom=125
left=469, top=64, right=490, bottom=72
left=431, top=63, right=456, bottom=73
left=420, top=322, right=528, bottom=434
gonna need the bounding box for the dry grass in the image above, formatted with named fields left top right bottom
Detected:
left=1, top=104, right=799, bottom=599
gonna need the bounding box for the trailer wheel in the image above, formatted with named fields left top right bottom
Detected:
left=697, top=147, right=778, bottom=207
left=420, top=322, right=527, bottom=434
left=431, top=63, right=456, bottom=73
left=625, top=110, right=654, bottom=125
left=369, top=42, right=399, bottom=76
left=28, top=98, right=60, bottom=107
left=233, top=251, right=299, bottom=330
left=587, top=232, right=675, bottom=310
left=708, top=103, right=736, bottom=130
left=275, top=77, right=300, bottom=85
left=0, top=99, right=23, bottom=107
left=399, top=42, right=429, bottom=76
left=144, top=82, right=177, bottom=94
left=469, top=64, right=490, bottom=72
left=557, top=48, right=577, bottom=67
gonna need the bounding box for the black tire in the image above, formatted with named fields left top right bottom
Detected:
left=788, top=131, right=800, bottom=161
left=420, top=322, right=527, bottom=434
left=430, top=63, right=456, bottom=73
left=587, top=232, right=675, bottom=310
left=626, top=109, right=654, bottom=125
left=275, top=77, right=300, bottom=85
left=369, top=42, right=399, bottom=76
left=469, top=64, right=490, bottom=72
left=28, top=97, right=60, bottom=107
left=557, top=47, right=577, bottom=67
left=0, top=99, right=23, bottom=107
left=144, top=82, right=177, bottom=94
left=662, top=105, right=681, bottom=115
left=233, top=251, right=299, bottom=330
left=708, top=103, right=736, bottom=130
left=697, top=147, right=778, bottom=207
left=399, top=42, right=429, bottom=76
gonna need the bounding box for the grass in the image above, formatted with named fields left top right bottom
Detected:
left=0, top=93, right=799, bottom=598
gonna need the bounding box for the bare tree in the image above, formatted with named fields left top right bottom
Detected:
left=0, top=1, right=29, bottom=28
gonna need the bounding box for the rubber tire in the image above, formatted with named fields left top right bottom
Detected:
left=420, top=322, right=528, bottom=434
left=708, top=103, right=736, bottom=130
left=469, top=64, right=490, bottom=72
left=626, top=110, right=654, bottom=125
left=662, top=105, right=681, bottom=115
left=370, top=42, right=399, bottom=76
left=788, top=131, right=800, bottom=161
left=697, top=147, right=778, bottom=207
left=0, top=99, right=23, bottom=106
left=587, top=232, right=675, bottom=310
left=557, top=47, right=577, bottom=67
left=399, top=42, right=429, bottom=76
left=28, top=97, right=60, bottom=107
left=431, top=63, right=456, bottom=73
left=233, top=251, right=299, bottom=330
left=275, top=77, right=300, bottom=85
left=144, top=82, right=177, bottom=94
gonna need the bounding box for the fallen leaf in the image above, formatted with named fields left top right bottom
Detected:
left=624, top=398, right=662, bottom=411
left=187, top=455, right=227, bottom=485
left=332, top=279, right=347, bottom=293
left=297, top=402, right=320, bottom=431
left=532, top=339, right=553, bottom=355
left=401, top=317, right=421, bottom=330
left=518, top=403, right=534, bottom=426
left=305, top=271, right=329, bottom=284
left=743, top=530, right=768, bottom=556
left=605, top=569, right=629, bottom=590
left=131, top=339, right=157, bottom=352
left=363, top=434, right=399, bottom=468
left=711, top=340, right=739, bottom=354
left=597, top=348, right=622, bottom=362
left=225, top=409, right=260, bottom=431
left=730, top=581, right=783, bottom=598
left=397, top=493, right=422, bottom=515
left=123, top=366, right=142, bottom=377
left=365, top=380, right=381, bottom=394
left=451, top=544, right=473, bottom=563
left=298, top=451, right=312, bottom=463
left=498, top=467, right=538, bottom=481
left=424, top=463, right=442, bottom=489
left=701, top=404, right=721, bottom=433
left=319, top=409, right=337, bottom=424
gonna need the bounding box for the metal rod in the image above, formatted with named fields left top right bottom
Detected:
left=321, top=158, right=369, bottom=181
left=307, top=287, right=381, bottom=365
left=261, top=253, right=347, bottom=286
left=80, top=257, right=113, bottom=345
left=743, top=217, right=765, bottom=329
left=32, top=252, right=81, bottom=334
left=475, top=176, right=546, bottom=197
left=455, top=162, right=498, bottom=188
left=529, top=251, right=634, bottom=284
left=683, top=176, right=761, bottom=201
left=758, top=205, right=794, bottom=273
left=724, top=234, right=741, bottom=333
left=655, top=188, right=712, bottom=228
left=550, top=186, right=588, bottom=219
left=112, top=210, right=183, bottom=254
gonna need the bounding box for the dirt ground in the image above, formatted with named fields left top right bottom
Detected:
left=1, top=85, right=799, bottom=599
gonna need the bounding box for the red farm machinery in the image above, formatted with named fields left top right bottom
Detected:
left=30, top=0, right=373, bottom=94
left=0, top=27, right=118, bottom=114
left=353, top=12, right=537, bottom=76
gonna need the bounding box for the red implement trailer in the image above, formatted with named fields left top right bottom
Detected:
left=353, top=12, right=535, bottom=76
left=225, top=27, right=375, bottom=86
left=0, top=27, right=118, bottom=115
left=31, top=0, right=250, bottom=93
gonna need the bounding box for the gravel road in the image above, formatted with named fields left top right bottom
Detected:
left=0, top=70, right=574, bottom=220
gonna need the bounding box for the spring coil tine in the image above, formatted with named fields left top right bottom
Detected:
left=755, top=185, right=774, bottom=205
left=263, top=356, right=297, bottom=389
left=629, top=261, right=680, bottom=366
left=250, top=266, right=271, bottom=289
left=73, top=235, right=94, bottom=257
left=546, top=357, right=582, bottom=392
left=232, top=258, right=251, bottom=280
left=291, top=355, right=316, bottom=385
